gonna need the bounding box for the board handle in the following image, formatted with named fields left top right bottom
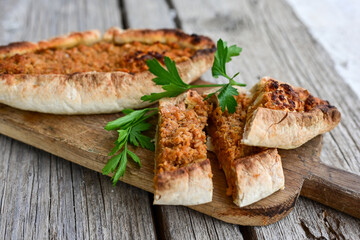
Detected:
left=300, top=162, right=360, bottom=218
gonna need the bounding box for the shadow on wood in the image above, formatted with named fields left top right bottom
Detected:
left=0, top=80, right=358, bottom=226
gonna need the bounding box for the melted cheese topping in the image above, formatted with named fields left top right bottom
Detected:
left=0, top=41, right=196, bottom=74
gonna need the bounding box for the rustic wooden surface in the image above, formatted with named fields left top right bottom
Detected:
left=4, top=82, right=359, bottom=225
left=0, top=0, right=359, bottom=239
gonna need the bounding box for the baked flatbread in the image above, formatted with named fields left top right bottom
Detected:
left=242, top=77, right=341, bottom=149
left=154, top=90, right=213, bottom=205
left=0, top=27, right=215, bottom=114
left=207, top=89, right=284, bottom=207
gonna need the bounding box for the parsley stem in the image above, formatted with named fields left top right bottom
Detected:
left=188, top=82, right=246, bottom=89
left=189, top=84, right=227, bottom=88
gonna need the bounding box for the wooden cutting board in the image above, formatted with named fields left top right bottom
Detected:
left=0, top=80, right=359, bottom=226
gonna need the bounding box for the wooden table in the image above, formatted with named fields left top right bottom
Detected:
left=0, top=0, right=359, bottom=239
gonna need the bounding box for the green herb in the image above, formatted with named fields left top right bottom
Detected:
left=103, top=108, right=157, bottom=186
left=103, top=38, right=246, bottom=185
left=141, top=39, right=245, bottom=113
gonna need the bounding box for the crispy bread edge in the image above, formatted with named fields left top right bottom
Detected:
left=153, top=91, right=213, bottom=205
left=154, top=158, right=212, bottom=205
left=0, top=30, right=101, bottom=58
left=242, top=105, right=341, bottom=149
left=103, top=27, right=215, bottom=50
left=242, top=76, right=341, bottom=149
left=0, top=28, right=215, bottom=114
left=232, top=148, right=285, bottom=207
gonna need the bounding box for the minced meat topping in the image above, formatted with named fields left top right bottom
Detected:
left=208, top=93, right=252, bottom=164
left=248, top=78, right=330, bottom=118
left=258, top=79, right=305, bottom=112
left=0, top=41, right=196, bottom=74
left=207, top=93, right=260, bottom=196
left=156, top=90, right=210, bottom=173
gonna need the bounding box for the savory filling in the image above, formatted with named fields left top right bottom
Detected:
left=247, top=78, right=330, bottom=121
left=156, top=91, right=210, bottom=174
left=207, top=93, right=260, bottom=195
left=0, top=41, right=196, bottom=74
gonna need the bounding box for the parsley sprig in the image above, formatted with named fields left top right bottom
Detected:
left=103, top=38, right=246, bottom=185
left=103, top=108, right=157, bottom=186
left=142, top=39, right=245, bottom=113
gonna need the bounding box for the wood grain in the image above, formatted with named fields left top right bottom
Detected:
left=172, top=0, right=360, bottom=238
left=0, top=103, right=300, bottom=226
left=1, top=77, right=359, bottom=225
left=0, top=0, right=157, bottom=239
left=301, top=162, right=360, bottom=218
left=1, top=0, right=360, bottom=238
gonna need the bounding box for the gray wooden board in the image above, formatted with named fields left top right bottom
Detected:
left=123, top=0, right=245, bottom=238
left=0, top=0, right=156, bottom=239
left=172, top=0, right=360, bottom=238
left=1, top=0, right=360, bottom=239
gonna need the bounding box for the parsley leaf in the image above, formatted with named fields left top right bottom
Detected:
left=104, top=38, right=248, bottom=185
left=141, top=57, right=190, bottom=102
left=227, top=44, right=242, bottom=62
left=141, top=38, right=245, bottom=113
left=212, top=38, right=243, bottom=82
left=217, top=84, right=239, bottom=113
left=103, top=108, right=158, bottom=186
left=209, top=39, right=246, bottom=113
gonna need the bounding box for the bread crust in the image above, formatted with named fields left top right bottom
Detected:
left=242, top=77, right=341, bottom=149
left=153, top=91, right=213, bottom=205
left=0, top=30, right=101, bottom=58
left=154, top=158, right=213, bottom=205
left=232, top=149, right=284, bottom=207
left=206, top=91, right=284, bottom=207
left=0, top=28, right=215, bottom=114
left=242, top=106, right=340, bottom=149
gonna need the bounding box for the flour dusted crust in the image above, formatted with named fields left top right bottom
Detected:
left=242, top=77, right=341, bottom=149
left=232, top=149, right=284, bottom=207
left=153, top=91, right=213, bottom=205
left=0, top=28, right=215, bottom=114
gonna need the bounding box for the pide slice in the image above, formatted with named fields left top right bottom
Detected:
left=0, top=28, right=215, bottom=114
left=242, top=77, right=341, bottom=149
left=154, top=90, right=213, bottom=205
left=207, top=88, right=284, bottom=207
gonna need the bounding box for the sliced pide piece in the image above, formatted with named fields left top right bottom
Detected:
left=207, top=89, right=284, bottom=207
left=0, top=27, right=215, bottom=114
left=154, top=90, right=213, bottom=205
left=242, top=77, right=341, bottom=149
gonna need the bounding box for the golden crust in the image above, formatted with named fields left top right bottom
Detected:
left=242, top=77, right=341, bottom=149
left=154, top=158, right=212, bottom=205
left=153, top=91, right=213, bottom=205
left=207, top=90, right=284, bottom=207
left=242, top=105, right=341, bottom=149
left=103, top=27, right=215, bottom=50
left=0, top=28, right=215, bottom=114
left=0, top=30, right=101, bottom=58
left=232, top=149, right=284, bottom=207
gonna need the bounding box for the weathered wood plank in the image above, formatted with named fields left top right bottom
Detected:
left=0, top=0, right=156, bottom=239
left=123, top=0, right=175, bottom=28
left=156, top=205, right=244, bottom=240
left=1, top=0, right=359, bottom=239
left=286, top=0, right=360, bottom=98
left=123, top=0, right=245, bottom=238
left=172, top=0, right=360, bottom=238
left=248, top=198, right=360, bottom=240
